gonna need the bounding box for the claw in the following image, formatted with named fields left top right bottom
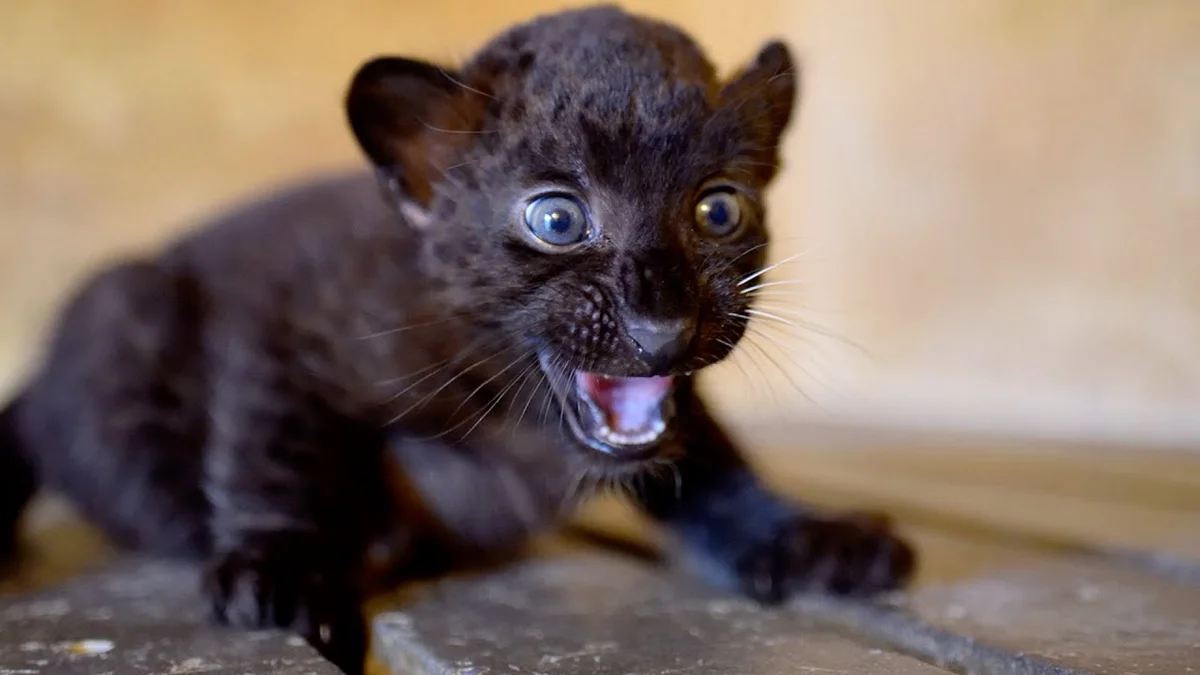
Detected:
left=736, top=512, right=915, bottom=603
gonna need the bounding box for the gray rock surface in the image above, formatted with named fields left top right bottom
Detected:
left=908, top=556, right=1200, bottom=674
left=372, top=552, right=951, bottom=675
left=0, top=557, right=341, bottom=675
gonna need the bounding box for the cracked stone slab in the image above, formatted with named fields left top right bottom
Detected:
left=0, top=557, right=341, bottom=675
left=908, top=556, right=1200, bottom=674
left=371, top=552, right=950, bottom=675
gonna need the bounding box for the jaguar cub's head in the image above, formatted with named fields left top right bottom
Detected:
left=346, top=5, right=797, bottom=463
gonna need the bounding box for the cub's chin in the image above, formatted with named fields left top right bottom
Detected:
left=537, top=352, right=678, bottom=465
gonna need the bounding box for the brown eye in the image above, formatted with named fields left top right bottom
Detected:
left=694, top=190, right=742, bottom=236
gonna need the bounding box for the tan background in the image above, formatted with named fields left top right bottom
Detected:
left=2, top=0, right=1198, bottom=449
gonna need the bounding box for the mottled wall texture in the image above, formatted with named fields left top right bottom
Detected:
left=2, top=1, right=1198, bottom=448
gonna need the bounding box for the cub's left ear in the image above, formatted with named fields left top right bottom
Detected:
left=719, top=41, right=799, bottom=149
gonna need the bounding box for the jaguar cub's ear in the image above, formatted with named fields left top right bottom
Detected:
left=718, top=41, right=799, bottom=177
left=346, top=56, right=487, bottom=227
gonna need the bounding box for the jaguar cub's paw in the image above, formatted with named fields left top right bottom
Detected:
left=204, top=549, right=365, bottom=675
left=736, top=512, right=915, bottom=604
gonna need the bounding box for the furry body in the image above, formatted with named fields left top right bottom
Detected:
left=0, top=6, right=914, bottom=673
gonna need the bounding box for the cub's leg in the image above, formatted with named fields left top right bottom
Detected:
left=201, top=339, right=388, bottom=675
left=635, top=384, right=915, bottom=603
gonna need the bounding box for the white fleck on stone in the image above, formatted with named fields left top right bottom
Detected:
left=18, top=642, right=45, bottom=652
left=1075, top=584, right=1101, bottom=603
left=66, top=639, right=115, bottom=656
left=943, top=604, right=968, bottom=621
left=380, top=613, right=414, bottom=629
left=166, top=658, right=219, bottom=674
left=286, top=636, right=308, bottom=647
left=706, top=600, right=737, bottom=615
left=760, top=637, right=785, bottom=647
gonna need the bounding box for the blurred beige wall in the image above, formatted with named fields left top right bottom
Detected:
left=2, top=1, right=1198, bottom=448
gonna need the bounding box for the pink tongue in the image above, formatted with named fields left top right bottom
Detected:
left=577, top=374, right=673, bottom=433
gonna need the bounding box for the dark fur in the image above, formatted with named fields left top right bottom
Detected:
left=0, top=6, right=914, bottom=673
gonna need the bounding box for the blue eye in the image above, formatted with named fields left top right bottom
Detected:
left=524, top=195, right=589, bottom=246
left=695, top=190, right=742, bottom=236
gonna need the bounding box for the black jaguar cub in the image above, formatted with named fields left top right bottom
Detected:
left=0, top=5, right=914, bottom=673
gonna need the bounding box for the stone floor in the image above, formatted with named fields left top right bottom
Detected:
left=3, top=425, right=1199, bottom=674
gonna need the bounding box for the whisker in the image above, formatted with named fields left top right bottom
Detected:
left=710, top=65, right=795, bottom=124
left=731, top=311, right=814, bottom=346
left=454, top=358, right=539, bottom=442
left=437, top=66, right=496, bottom=100
left=378, top=331, right=507, bottom=404
left=732, top=313, right=836, bottom=375
left=379, top=357, right=461, bottom=404
left=737, top=252, right=805, bottom=287
left=742, top=330, right=822, bottom=408
left=552, top=355, right=573, bottom=436
left=747, top=306, right=870, bottom=355
left=514, top=367, right=549, bottom=439
left=425, top=352, right=534, bottom=440
left=559, top=466, right=592, bottom=514
left=703, top=241, right=770, bottom=278
left=716, top=337, right=755, bottom=384
left=750, top=319, right=844, bottom=402
left=506, top=366, right=538, bottom=437
left=491, top=360, right=541, bottom=419
left=739, top=279, right=808, bottom=295
left=356, top=315, right=460, bottom=341
left=450, top=352, right=531, bottom=419
left=540, top=353, right=566, bottom=428
left=739, top=290, right=810, bottom=300
left=737, top=159, right=784, bottom=171
left=750, top=327, right=842, bottom=399
left=442, top=156, right=484, bottom=173
left=374, top=358, right=448, bottom=387
left=613, top=472, right=636, bottom=500
left=419, top=120, right=497, bottom=135
left=354, top=297, right=506, bottom=344
left=735, top=337, right=781, bottom=406
left=386, top=345, right=512, bottom=425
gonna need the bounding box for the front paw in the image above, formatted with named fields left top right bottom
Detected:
left=736, top=513, right=915, bottom=604
left=204, top=549, right=365, bottom=674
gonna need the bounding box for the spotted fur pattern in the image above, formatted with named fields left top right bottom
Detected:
left=1, top=6, right=914, bottom=673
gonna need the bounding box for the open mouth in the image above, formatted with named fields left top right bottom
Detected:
left=539, top=354, right=676, bottom=460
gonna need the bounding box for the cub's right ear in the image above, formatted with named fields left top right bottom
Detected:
left=345, top=56, right=485, bottom=223
left=717, top=41, right=799, bottom=183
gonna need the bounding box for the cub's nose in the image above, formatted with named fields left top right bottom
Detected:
left=626, top=316, right=697, bottom=373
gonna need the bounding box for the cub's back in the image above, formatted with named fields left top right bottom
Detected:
left=13, top=170, right=413, bottom=556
